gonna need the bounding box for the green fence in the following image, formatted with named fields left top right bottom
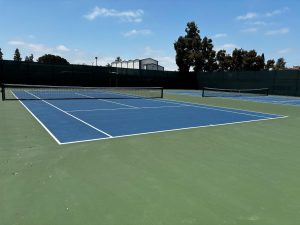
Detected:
left=0, top=60, right=191, bottom=89
left=1, top=60, right=300, bottom=96
left=197, top=70, right=300, bottom=96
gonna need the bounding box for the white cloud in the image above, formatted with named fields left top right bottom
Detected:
left=237, top=7, right=289, bottom=22
left=8, top=40, right=70, bottom=54
left=122, top=29, right=152, bottom=37
left=245, top=21, right=267, bottom=26
left=84, top=6, right=144, bottom=22
left=6, top=39, right=127, bottom=67
left=156, top=56, right=177, bottom=71
left=56, top=45, right=70, bottom=52
left=236, top=12, right=258, bottom=20
left=277, top=48, right=292, bottom=54
left=265, top=28, right=289, bottom=35
left=29, top=43, right=53, bottom=52
left=241, top=28, right=258, bottom=33
left=212, top=33, right=227, bottom=38
left=8, top=40, right=52, bottom=53
left=216, top=44, right=240, bottom=51
left=28, top=35, right=36, bottom=39
left=143, top=46, right=163, bottom=57
left=8, top=40, right=25, bottom=46
left=265, top=7, right=289, bottom=17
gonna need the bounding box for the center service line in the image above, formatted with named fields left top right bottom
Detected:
left=75, top=93, right=139, bottom=109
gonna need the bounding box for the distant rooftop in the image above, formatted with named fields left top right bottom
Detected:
left=111, top=58, right=164, bottom=71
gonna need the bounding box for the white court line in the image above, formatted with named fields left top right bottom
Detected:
left=24, top=91, right=113, bottom=138
left=61, top=115, right=287, bottom=145
left=75, top=93, right=138, bottom=109
left=199, top=94, right=300, bottom=107
left=231, top=96, right=300, bottom=106
left=66, top=105, right=184, bottom=113
left=68, top=94, right=278, bottom=118
left=273, top=99, right=300, bottom=103
left=166, top=90, right=300, bottom=107
left=153, top=96, right=287, bottom=117
left=141, top=97, right=283, bottom=119
left=11, top=92, right=62, bottom=145
left=14, top=91, right=288, bottom=145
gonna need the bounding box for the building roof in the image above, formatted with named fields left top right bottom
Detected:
left=141, top=58, right=158, bottom=62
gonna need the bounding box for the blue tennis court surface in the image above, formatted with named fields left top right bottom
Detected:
left=167, top=90, right=300, bottom=106
left=17, top=95, right=286, bottom=144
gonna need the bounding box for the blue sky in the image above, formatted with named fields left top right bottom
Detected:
left=0, top=0, right=299, bottom=70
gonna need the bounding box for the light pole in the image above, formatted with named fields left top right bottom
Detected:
left=95, top=57, right=98, bottom=66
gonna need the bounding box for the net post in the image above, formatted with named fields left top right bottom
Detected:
left=161, top=87, right=164, bottom=98
left=202, top=88, right=205, bottom=97
left=1, top=84, right=5, bottom=101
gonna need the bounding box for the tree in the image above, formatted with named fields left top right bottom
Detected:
left=265, top=59, right=275, bottom=70
left=243, top=50, right=256, bottom=70
left=261, top=53, right=265, bottom=68
left=231, top=48, right=245, bottom=71
left=25, top=54, right=34, bottom=62
left=225, top=54, right=233, bottom=71
left=255, top=54, right=265, bottom=71
left=216, top=50, right=232, bottom=72
left=174, top=21, right=275, bottom=73
left=175, top=21, right=246, bottom=73
left=185, top=22, right=203, bottom=72
left=115, top=57, right=122, bottom=62
left=13, top=48, right=22, bottom=61
left=174, top=36, right=191, bottom=73
left=275, top=58, right=286, bottom=70
left=37, top=54, right=69, bottom=64
left=216, top=50, right=226, bottom=71
left=174, top=21, right=202, bottom=73
left=242, top=50, right=265, bottom=71
left=0, top=48, right=3, bottom=60
left=201, top=37, right=217, bottom=72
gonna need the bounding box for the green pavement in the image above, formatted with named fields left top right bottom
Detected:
left=1, top=94, right=300, bottom=225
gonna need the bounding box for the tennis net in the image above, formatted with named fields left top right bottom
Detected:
left=202, top=87, right=269, bottom=97
left=1, top=84, right=164, bottom=100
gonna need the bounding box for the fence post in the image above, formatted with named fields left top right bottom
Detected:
left=0, top=60, right=3, bottom=83
left=1, top=84, right=5, bottom=100
left=296, top=71, right=300, bottom=96
left=271, top=70, right=277, bottom=95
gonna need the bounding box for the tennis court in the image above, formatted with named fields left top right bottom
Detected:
left=2, top=84, right=285, bottom=144
left=2, top=85, right=300, bottom=225
left=167, top=89, right=300, bottom=106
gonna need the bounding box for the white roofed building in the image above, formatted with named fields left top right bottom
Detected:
left=111, top=58, right=164, bottom=71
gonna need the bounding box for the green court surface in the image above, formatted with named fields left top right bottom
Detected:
left=1, top=93, right=300, bottom=225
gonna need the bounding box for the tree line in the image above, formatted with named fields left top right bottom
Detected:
left=0, top=48, right=69, bottom=65
left=174, top=22, right=286, bottom=73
